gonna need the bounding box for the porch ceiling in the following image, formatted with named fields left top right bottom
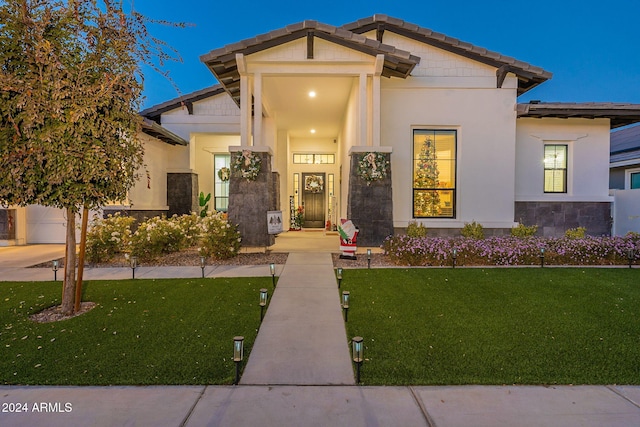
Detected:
left=263, top=75, right=354, bottom=139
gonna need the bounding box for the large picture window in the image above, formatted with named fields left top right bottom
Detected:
left=543, top=145, right=567, bottom=193
left=413, top=130, right=456, bottom=218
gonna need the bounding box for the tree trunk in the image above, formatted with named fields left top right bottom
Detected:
left=61, top=207, right=77, bottom=315
left=74, top=207, right=88, bottom=313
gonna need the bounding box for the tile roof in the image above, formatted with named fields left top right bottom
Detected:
left=342, top=14, right=552, bottom=95
left=611, top=124, right=640, bottom=158
left=139, top=85, right=226, bottom=123
left=517, top=102, right=640, bottom=129
left=141, top=118, right=188, bottom=146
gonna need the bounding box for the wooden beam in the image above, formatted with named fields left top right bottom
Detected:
left=496, top=64, right=511, bottom=88
left=307, top=30, right=314, bottom=59
left=376, top=24, right=385, bottom=42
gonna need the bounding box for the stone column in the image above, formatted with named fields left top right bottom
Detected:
left=347, top=147, right=394, bottom=246
left=228, top=147, right=276, bottom=247
left=167, top=172, right=199, bottom=217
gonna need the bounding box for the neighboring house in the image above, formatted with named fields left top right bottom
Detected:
left=609, top=124, right=640, bottom=235
left=3, top=14, right=640, bottom=246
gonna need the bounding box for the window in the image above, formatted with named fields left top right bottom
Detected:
left=630, top=171, right=640, bottom=189
left=293, top=153, right=335, bottom=164
left=413, top=130, right=456, bottom=218
left=214, top=154, right=230, bottom=212
left=543, top=145, right=567, bottom=193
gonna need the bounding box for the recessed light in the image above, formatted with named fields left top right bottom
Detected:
left=308, top=91, right=316, bottom=98
left=310, top=129, right=316, bottom=134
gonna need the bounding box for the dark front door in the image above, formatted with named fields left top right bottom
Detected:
left=302, top=173, right=325, bottom=228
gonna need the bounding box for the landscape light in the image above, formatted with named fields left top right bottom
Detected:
left=342, top=291, right=350, bottom=322
left=352, top=336, right=364, bottom=384
left=628, top=249, right=635, bottom=269
left=200, top=256, right=206, bottom=278
left=452, top=248, right=458, bottom=268
left=540, top=247, right=545, bottom=268
left=259, top=288, right=268, bottom=322
left=233, top=336, right=244, bottom=385
left=336, top=267, right=343, bottom=288
left=130, top=256, right=138, bottom=279
left=367, top=249, right=372, bottom=269
left=269, top=263, right=276, bottom=287
left=52, top=260, right=59, bottom=281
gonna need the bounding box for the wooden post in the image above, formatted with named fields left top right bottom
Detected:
left=74, top=207, right=89, bottom=313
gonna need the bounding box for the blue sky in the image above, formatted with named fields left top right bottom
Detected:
left=135, top=0, right=640, bottom=109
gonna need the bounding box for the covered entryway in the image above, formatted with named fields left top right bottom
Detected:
left=302, top=173, right=325, bottom=228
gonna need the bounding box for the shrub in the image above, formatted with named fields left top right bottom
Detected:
left=198, top=211, right=242, bottom=259
left=85, top=213, right=135, bottom=263
left=565, top=227, right=586, bottom=239
left=511, top=223, right=538, bottom=238
left=173, top=213, right=201, bottom=248
left=406, top=221, right=427, bottom=238
left=461, top=221, right=484, bottom=239
left=129, top=216, right=189, bottom=261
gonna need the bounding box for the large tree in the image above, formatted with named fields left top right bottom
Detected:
left=0, top=0, right=178, bottom=314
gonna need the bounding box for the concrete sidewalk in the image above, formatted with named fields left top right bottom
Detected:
left=2, top=384, right=640, bottom=426
left=240, top=252, right=353, bottom=385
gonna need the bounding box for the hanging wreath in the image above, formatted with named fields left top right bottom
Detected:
left=305, top=174, right=324, bottom=193
left=232, top=150, right=261, bottom=181
left=357, top=152, right=389, bottom=185
left=218, top=167, right=230, bottom=182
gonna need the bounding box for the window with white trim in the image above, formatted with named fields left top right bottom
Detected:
left=543, top=145, right=567, bottom=193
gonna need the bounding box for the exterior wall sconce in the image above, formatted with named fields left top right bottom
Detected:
left=352, top=336, right=363, bottom=384
left=342, top=291, right=350, bottom=322
left=233, top=336, right=244, bottom=385
left=452, top=248, right=458, bottom=268
left=259, top=288, right=268, bottom=322
left=336, top=267, right=343, bottom=288
left=540, top=247, right=545, bottom=268
left=628, top=249, right=635, bottom=269
left=367, top=249, right=372, bottom=269
left=200, top=256, right=206, bottom=278
left=130, top=256, right=138, bottom=279
left=52, top=260, right=59, bottom=281
left=269, top=263, right=276, bottom=287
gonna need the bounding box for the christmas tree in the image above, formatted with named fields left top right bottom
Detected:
left=414, top=136, right=441, bottom=216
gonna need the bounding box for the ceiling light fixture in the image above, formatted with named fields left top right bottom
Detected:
left=310, top=129, right=316, bottom=134
left=308, top=91, right=316, bottom=98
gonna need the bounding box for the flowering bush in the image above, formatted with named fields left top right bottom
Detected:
left=293, top=206, right=304, bottom=230
left=85, top=213, right=136, bottom=263
left=198, top=211, right=241, bottom=259
left=129, top=216, right=190, bottom=261
left=383, top=235, right=640, bottom=266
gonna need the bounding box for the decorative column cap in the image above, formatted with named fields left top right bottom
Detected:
left=229, top=146, right=273, bottom=155
left=348, top=146, right=392, bottom=155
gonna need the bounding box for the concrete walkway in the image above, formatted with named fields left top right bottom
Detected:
left=241, top=252, right=353, bottom=385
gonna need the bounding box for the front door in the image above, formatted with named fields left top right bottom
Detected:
left=302, top=173, right=325, bottom=228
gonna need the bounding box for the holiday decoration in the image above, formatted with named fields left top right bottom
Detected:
left=218, top=167, right=230, bottom=182
left=413, top=136, right=441, bottom=216
left=232, top=150, right=261, bottom=181
left=357, top=152, right=389, bottom=185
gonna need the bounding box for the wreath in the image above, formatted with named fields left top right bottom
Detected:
left=305, top=174, right=324, bottom=193
left=232, top=150, right=261, bottom=181
left=217, top=167, right=230, bottom=182
left=357, top=152, right=389, bottom=185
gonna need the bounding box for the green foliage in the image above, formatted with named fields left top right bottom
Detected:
left=406, top=221, right=427, bottom=238
left=461, top=221, right=484, bottom=239
left=129, top=216, right=191, bottom=261
left=199, top=192, right=211, bottom=218
left=0, top=278, right=271, bottom=385
left=199, top=211, right=242, bottom=259
left=511, top=223, right=538, bottom=238
left=85, top=213, right=135, bottom=264
left=565, top=227, right=586, bottom=239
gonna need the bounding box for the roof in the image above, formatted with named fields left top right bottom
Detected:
left=517, top=102, right=640, bottom=129
left=141, top=118, right=188, bottom=146
left=342, top=14, right=552, bottom=95
left=139, top=85, right=226, bottom=124
left=200, top=20, right=422, bottom=106
left=610, top=124, right=640, bottom=165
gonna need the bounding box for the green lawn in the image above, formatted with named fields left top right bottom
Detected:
left=1, top=278, right=272, bottom=385
left=342, top=268, right=640, bottom=385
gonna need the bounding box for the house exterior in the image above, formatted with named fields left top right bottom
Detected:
left=609, top=124, right=640, bottom=235
left=3, top=15, right=640, bottom=246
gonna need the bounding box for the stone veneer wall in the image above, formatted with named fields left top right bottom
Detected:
left=514, top=201, right=612, bottom=237
left=167, top=173, right=199, bottom=217
left=347, top=152, right=394, bottom=246
left=227, top=150, right=277, bottom=247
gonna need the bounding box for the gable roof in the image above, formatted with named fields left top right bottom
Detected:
left=139, top=85, right=226, bottom=124
left=517, top=102, right=640, bottom=129
left=200, top=20, right=421, bottom=106
left=342, top=14, right=552, bottom=95
left=610, top=124, right=640, bottom=165
left=141, top=118, right=188, bottom=146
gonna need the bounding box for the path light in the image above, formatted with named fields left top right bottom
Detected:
left=452, top=248, right=458, bottom=269
left=540, top=247, right=545, bottom=268
left=628, top=248, right=635, bottom=269
left=269, top=263, right=276, bottom=287
left=259, top=288, right=268, bottom=322
left=342, top=291, right=350, bottom=322
left=200, top=256, right=206, bottom=278
left=367, top=249, right=372, bottom=269
left=52, top=260, right=59, bottom=281
left=336, top=267, right=343, bottom=288
left=352, top=336, right=364, bottom=384
left=233, top=336, right=244, bottom=385
left=130, top=256, right=138, bottom=279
